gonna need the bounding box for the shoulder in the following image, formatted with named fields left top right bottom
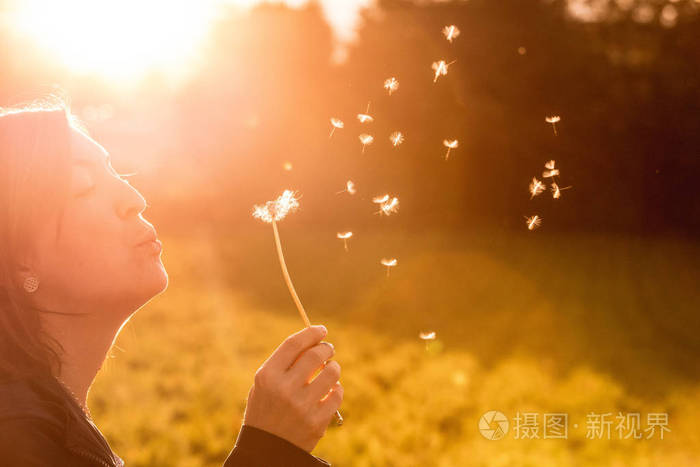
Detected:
left=0, top=377, right=86, bottom=465
left=0, top=375, right=67, bottom=424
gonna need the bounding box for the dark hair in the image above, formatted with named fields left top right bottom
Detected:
left=0, top=95, right=88, bottom=379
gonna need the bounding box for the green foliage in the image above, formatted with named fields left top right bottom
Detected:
left=90, top=231, right=700, bottom=466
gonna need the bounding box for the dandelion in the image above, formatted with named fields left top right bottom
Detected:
left=372, top=194, right=389, bottom=204
left=329, top=117, right=344, bottom=138
left=357, top=102, right=373, bottom=123
left=419, top=331, right=436, bottom=340
left=545, top=160, right=556, bottom=170
left=378, top=197, right=400, bottom=216
left=529, top=177, right=545, bottom=199
left=526, top=215, right=542, bottom=231
left=551, top=182, right=572, bottom=199
left=282, top=162, right=293, bottom=171
left=545, top=115, right=561, bottom=136
left=442, top=25, right=460, bottom=43
left=443, top=139, right=459, bottom=160
left=359, top=134, right=374, bottom=153
left=253, top=190, right=343, bottom=425
left=380, top=257, right=398, bottom=276
left=389, top=131, right=404, bottom=147
left=336, top=180, right=357, bottom=195
left=384, top=77, right=399, bottom=95
left=432, top=59, right=456, bottom=83
left=542, top=169, right=560, bottom=178
left=336, top=231, right=353, bottom=252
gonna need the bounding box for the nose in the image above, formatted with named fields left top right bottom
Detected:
left=115, top=177, right=148, bottom=220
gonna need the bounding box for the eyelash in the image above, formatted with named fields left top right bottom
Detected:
left=75, top=173, right=134, bottom=197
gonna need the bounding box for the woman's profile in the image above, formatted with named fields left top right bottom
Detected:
left=0, top=98, right=343, bottom=466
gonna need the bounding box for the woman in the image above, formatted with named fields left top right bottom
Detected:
left=0, top=99, right=343, bottom=466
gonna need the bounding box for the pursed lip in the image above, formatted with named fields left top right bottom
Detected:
left=133, top=229, right=158, bottom=247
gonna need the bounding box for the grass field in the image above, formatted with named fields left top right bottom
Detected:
left=90, top=227, right=700, bottom=466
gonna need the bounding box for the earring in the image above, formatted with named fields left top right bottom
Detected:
left=23, top=276, right=39, bottom=293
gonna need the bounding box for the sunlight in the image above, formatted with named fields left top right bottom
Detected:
left=7, top=0, right=374, bottom=82
left=10, top=0, right=219, bottom=82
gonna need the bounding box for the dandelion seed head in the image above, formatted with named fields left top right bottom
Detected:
left=330, top=118, right=344, bottom=129
left=529, top=177, right=545, bottom=198
left=390, top=131, right=405, bottom=147
left=384, top=77, right=399, bottom=95
left=337, top=232, right=353, bottom=239
left=443, top=139, right=459, bottom=149
left=359, top=134, right=374, bottom=145
left=526, top=215, right=542, bottom=231
left=545, top=159, right=556, bottom=170
left=252, top=190, right=300, bottom=223
left=432, top=59, right=455, bottom=82
left=419, top=331, right=437, bottom=340
left=372, top=194, right=389, bottom=204
left=545, top=115, right=561, bottom=124
left=346, top=180, right=356, bottom=195
left=442, top=25, right=460, bottom=43
left=379, top=197, right=400, bottom=216
left=381, top=258, right=398, bottom=267
left=551, top=182, right=561, bottom=199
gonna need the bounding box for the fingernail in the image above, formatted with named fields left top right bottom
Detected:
left=316, top=325, right=327, bottom=336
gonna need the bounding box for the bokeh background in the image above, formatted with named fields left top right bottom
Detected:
left=2, top=0, right=699, bottom=465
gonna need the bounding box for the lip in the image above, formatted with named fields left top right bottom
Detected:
left=136, top=238, right=162, bottom=254
left=134, top=229, right=158, bottom=247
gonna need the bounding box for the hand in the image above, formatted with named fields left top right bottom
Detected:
left=243, top=325, right=343, bottom=453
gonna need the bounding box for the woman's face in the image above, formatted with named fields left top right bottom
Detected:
left=27, top=127, right=168, bottom=318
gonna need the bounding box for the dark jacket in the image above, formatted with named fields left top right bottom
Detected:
left=0, top=375, right=331, bottom=466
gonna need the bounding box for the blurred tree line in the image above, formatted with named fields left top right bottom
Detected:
left=1, top=0, right=698, bottom=235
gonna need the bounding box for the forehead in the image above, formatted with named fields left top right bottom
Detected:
left=70, top=127, right=109, bottom=164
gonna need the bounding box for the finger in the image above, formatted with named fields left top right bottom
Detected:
left=288, top=342, right=335, bottom=384
left=305, top=360, right=341, bottom=401
left=318, top=382, right=343, bottom=419
left=265, top=325, right=327, bottom=372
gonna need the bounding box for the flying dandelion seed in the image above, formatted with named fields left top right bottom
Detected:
left=359, top=134, right=374, bottom=153
left=372, top=194, right=389, bottom=204
left=384, top=77, right=399, bottom=95
left=283, top=162, right=293, bottom=171
left=432, top=59, right=456, bottom=83
left=545, top=115, right=561, bottom=136
left=336, top=180, right=357, bottom=195
left=419, top=331, right=437, bottom=340
left=529, top=177, right=545, bottom=199
left=545, top=160, right=556, bottom=170
left=336, top=231, right=353, bottom=252
left=380, top=258, right=398, bottom=277
left=357, top=102, right=373, bottom=124
left=378, top=197, right=400, bottom=216
left=329, top=117, right=344, bottom=138
left=526, top=215, right=542, bottom=231
left=253, top=190, right=343, bottom=425
left=443, top=139, right=459, bottom=160
left=542, top=169, right=560, bottom=178
left=442, top=25, right=460, bottom=43
left=551, top=182, right=572, bottom=199
left=390, top=131, right=405, bottom=147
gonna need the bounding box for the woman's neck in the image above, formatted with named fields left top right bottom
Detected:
left=40, top=311, right=122, bottom=412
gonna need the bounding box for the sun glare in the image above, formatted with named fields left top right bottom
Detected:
left=10, top=0, right=218, bottom=81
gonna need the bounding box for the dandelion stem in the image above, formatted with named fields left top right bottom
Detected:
left=271, top=219, right=343, bottom=425
left=271, top=219, right=311, bottom=327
